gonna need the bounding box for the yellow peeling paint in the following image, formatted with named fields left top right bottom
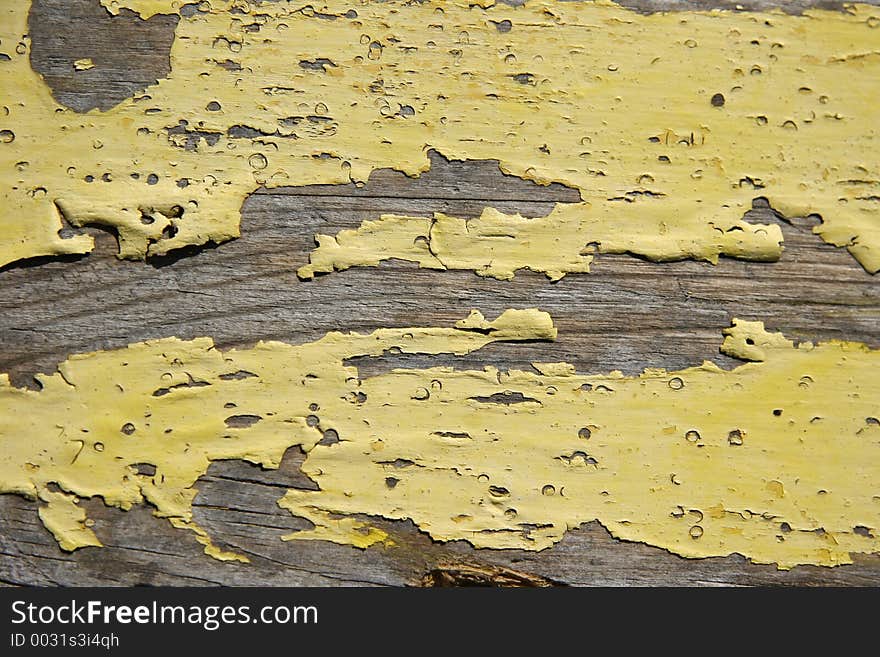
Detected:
left=297, top=204, right=780, bottom=281
left=38, top=490, right=103, bottom=552
left=1, top=310, right=878, bottom=569
left=73, top=58, right=96, bottom=72
left=1, top=1, right=878, bottom=271
left=0, top=309, right=552, bottom=561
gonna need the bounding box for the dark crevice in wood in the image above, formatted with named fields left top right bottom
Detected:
left=149, top=241, right=222, bottom=268
left=419, top=563, right=562, bottom=587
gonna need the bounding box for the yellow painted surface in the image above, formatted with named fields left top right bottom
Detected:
left=1, top=0, right=878, bottom=272
left=0, top=310, right=878, bottom=569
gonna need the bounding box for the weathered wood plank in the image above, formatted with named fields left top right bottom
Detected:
left=1, top=0, right=877, bottom=586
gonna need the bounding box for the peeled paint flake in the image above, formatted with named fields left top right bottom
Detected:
left=73, top=58, right=96, bottom=72
left=297, top=204, right=779, bottom=281
left=1, top=309, right=878, bottom=569
left=1, top=0, right=879, bottom=272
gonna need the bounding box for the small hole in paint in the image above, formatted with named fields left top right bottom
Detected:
left=319, top=428, right=339, bottom=445
left=134, top=463, right=157, bottom=476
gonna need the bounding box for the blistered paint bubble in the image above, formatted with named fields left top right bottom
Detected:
left=248, top=152, right=268, bottom=170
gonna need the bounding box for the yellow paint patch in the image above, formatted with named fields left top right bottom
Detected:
left=297, top=204, right=779, bottom=281
left=0, top=311, right=878, bottom=569
left=38, top=490, right=103, bottom=552
left=73, top=58, right=95, bottom=72
left=1, top=1, right=878, bottom=271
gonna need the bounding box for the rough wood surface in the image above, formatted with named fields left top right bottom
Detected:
left=1, top=0, right=878, bottom=587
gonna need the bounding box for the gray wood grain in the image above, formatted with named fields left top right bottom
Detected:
left=1, top=0, right=878, bottom=587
